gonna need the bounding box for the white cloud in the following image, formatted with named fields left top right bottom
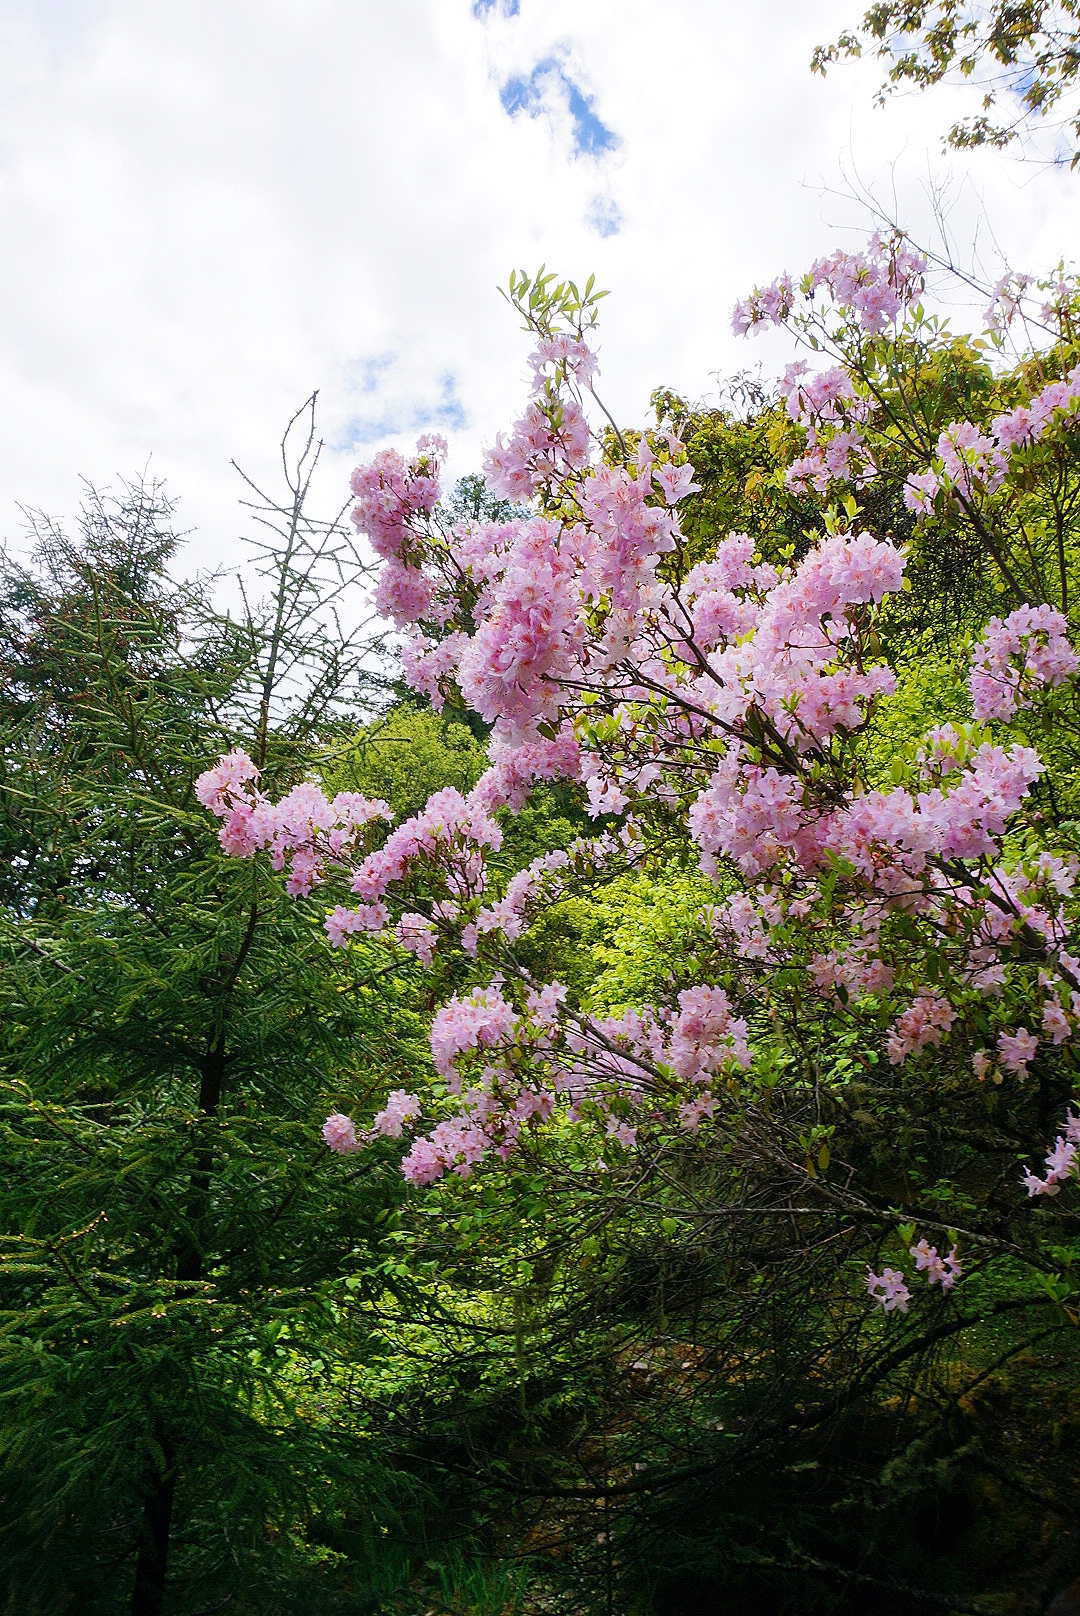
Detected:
left=0, top=0, right=1076, bottom=574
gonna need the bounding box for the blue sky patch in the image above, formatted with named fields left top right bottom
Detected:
left=586, top=194, right=622, bottom=238
left=499, top=55, right=619, bottom=158
left=347, top=351, right=395, bottom=395
left=336, top=369, right=467, bottom=449
left=472, top=0, right=520, bottom=17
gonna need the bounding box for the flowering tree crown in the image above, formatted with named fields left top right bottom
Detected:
left=199, top=240, right=1080, bottom=1317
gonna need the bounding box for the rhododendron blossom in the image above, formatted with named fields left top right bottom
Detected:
left=969, top=605, right=1079, bottom=722
left=322, top=1112, right=359, bottom=1155
left=866, top=1268, right=910, bottom=1313
left=733, top=234, right=925, bottom=338
left=910, top=1240, right=962, bottom=1291
left=1021, top=1111, right=1080, bottom=1196
left=195, top=254, right=1080, bottom=1324
left=372, top=1090, right=422, bottom=1138
left=997, top=1027, right=1038, bottom=1077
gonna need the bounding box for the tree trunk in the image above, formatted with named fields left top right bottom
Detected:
left=133, top=1023, right=229, bottom=1606
left=130, top=1422, right=176, bottom=1616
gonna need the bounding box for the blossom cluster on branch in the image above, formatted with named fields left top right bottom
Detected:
left=197, top=237, right=1080, bottom=1319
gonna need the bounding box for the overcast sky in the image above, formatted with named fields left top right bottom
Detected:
left=0, top=0, right=1076, bottom=576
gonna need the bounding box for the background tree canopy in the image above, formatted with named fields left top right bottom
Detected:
left=813, top=1, right=1080, bottom=164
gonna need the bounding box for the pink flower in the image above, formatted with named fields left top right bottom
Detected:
left=652, top=462, right=701, bottom=505
left=1042, top=1000, right=1072, bottom=1045
left=325, top=903, right=389, bottom=947
left=350, top=440, right=442, bottom=558
left=1021, top=1112, right=1080, bottom=1196
left=1046, top=1136, right=1078, bottom=1181
left=731, top=273, right=795, bottom=334
left=910, top=1239, right=962, bottom=1291
left=395, top=912, right=438, bottom=967
left=867, top=1267, right=910, bottom=1313
left=586, top=776, right=630, bottom=818
left=372, top=1090, right=421, bottom=1138
left=374, top=558, right=434, bottom=626
left=322, top=1112, right=359, bottom=1154
left=904, top=470, right=941, bottom=513
left=984, top=271, right=1032, bottom=333
left=992, top=364, right=1080, bottom=448
left=969, top=605, right=1077, bottom=723
left=887, top=995, right=957, bottom=1065
left=430, top=985, right=519, bottom=1082
left=679, top=1094, right=716, bottom=1130
left=195, top=749, right=259, bottom=811
left=665, top=985, right=751, bottom=1080
left=997, top=1027, right=1037, bottom=1077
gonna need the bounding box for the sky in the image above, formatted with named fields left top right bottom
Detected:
left=0, top=0, right=1077, bottom=578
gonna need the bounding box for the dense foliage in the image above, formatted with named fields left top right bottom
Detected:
left=0, top=439, right=453, bottom=1614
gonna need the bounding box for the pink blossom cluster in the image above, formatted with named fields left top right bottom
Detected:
left=466, top=848, right=572, bottom=951
left=470, top=733, right=582, bottom=814
left=732, top=234, right=925, bottom=337
left=866, top=1267, right=910, bottom=1313
left=400, top=983, right=568, bottom=1183
left=400, top=1116, right=497, bottom=1186
left=350, top=436, right=444, bottom=558
left=350, top=436, right=446, bottom=627
left=786, top=430, right=871, bottom=495
left=1021, top=1111, right=1080, bottom=1196
left=779, top=362, right=877, bottom=493
left=321, top=1089, right=422, bottom=1155
left=984, top=271, right=1033, bottom=334
left=195, top=751, right=391, bottom=898
left=430, top=984, right=520, bottom=1084
left=909, top=1239, right=962, bottom=1291
left=394, top=975, right=753, bottom=1185
left=1038, top=948, right=1080, bottom=1049
left=665, top=986, right=752, bottom=1081
left=381, top=461, right=695, bottom=748
left=803, top=235, right=927, bottom=333
left=886, top=994, right=957, bottom=1065
left=348, top=787, right=501, bottom=907
left=969, top=605, right=1078, bottom=722
left=868, top=1236, right=962, bottom=1316
left=484, top=396, right=592, bottom=502
left=372, top=1088, right=422, bottom=1138
left=565, top=986, right=751, bottom=1118
left=997, top=1027, right=1038, bottom=1077
left=904, top=368, right=1080, bottom=513
left=681, top=531, right=907, bottom=803
left=809, top=949, right=891, bottom=1001
left=479, top=334, right=597, bottom=501
left=1040, top=278, right=1077, bottom=326
left=693, top=729, right=1042, bottom=891
left=400, top=633, right=471, bottom=711
left=528, top=334, right=599, bottom=387
left=903, top=422, right=1006, bottom=512
left=731, top=273, right=795, bottom=336
left=454, top=517, right=587, bottom=739
left=711, top=891, right=780, bottom=962
left=322, top=1111, right=360, bottom=1154
left=992, top=364, right=1080, bottom=446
